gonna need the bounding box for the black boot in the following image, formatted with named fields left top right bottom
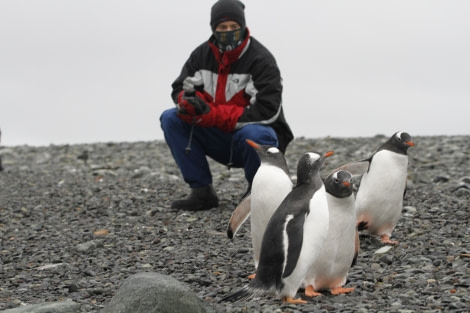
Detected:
left=171, top=185, right=219, bottom=211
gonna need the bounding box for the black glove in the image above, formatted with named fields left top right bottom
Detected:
left=183, top=90, right=210, bottom=115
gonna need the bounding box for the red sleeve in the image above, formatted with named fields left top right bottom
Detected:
left=214, top=104, right=244, bottom=132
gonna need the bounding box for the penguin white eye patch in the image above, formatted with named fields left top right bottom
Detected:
left=267, top=147, right=280, bottom=154
left=306, top=152, right=321, bottom=163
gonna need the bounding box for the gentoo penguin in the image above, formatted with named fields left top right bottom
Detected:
left=303, top=170, right=357, bottom=297
left=227, top=139, right=293, bottom=276
left=222, top=151, right=333, bottom=304
left=336, top=131, right=415, bottom=245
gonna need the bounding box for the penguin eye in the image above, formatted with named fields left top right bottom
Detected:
left=334, top=178, right=340, bottom=183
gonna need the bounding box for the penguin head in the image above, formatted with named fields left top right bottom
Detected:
left=324, top=170, right=353, bottom=198
left=390, top=131, right=415, bottom=154
left=297, top=151, right=334, bottom=184
left=246, top=139, right=289, bottom=169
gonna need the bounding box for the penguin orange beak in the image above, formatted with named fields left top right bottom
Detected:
left=246, top=139, right=260, bottom=150
left=406, top=141, right=415, bottom=147
left=324, top=151, right=334, bottom=158
left=343, top=181, right=351, bottom=187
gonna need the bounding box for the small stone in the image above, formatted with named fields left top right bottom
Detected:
left=0, top=300, right=80, bottom=312
left=68, top=283, right=79, bottom=293
left=433, top=175, right=449, bottom=183
left=36, top=263, right=67, bottom=271
left=371, top=263, right=381, bottom=271
left=380, top=255, right=394, bottom=265
left=455, top=188, right=470, bottom=197
left=374, top=246, right=393, bottom=254
left=93, top=229, right=109, bottom=236
left=76, top=240, right=102, bottom=253
left=403, top=206, right=417, bottom=213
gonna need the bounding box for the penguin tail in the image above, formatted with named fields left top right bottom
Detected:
left=220, top=285, right=252, bottom=303
left=220, top=284, right=264, bottom=303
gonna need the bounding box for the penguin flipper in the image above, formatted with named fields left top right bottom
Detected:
left=282, top=214, right=305, bottom=278
left=333, top=159, right=370, bottom=177
left=227, top=194, right=251, bottom=239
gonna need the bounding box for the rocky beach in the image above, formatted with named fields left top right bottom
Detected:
left=0, top=135, right=469, bottom=312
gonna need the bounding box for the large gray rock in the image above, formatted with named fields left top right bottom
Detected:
left=101, top=272, right=217, bottom=313
left=0, top=300, right=79, bottom=313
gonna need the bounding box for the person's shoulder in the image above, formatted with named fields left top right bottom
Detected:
left=247, top=37, right=276, bottom=61
left=191, top=40, right=211, bottom=53
left=249, top=36, right=269, bottom=50
left=187, top=40, right=213, bottom=60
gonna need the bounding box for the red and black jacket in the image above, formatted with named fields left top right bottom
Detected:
left=171, top=28, right=293, bottom=153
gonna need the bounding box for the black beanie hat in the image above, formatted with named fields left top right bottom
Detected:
left=210, top=0, right=246, bottom=31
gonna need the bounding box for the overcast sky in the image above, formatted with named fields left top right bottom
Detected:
left=1, top=0, right=469, bottom=147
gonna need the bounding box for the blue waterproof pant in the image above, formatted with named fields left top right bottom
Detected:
left=160, top=108, right=278, bottom=188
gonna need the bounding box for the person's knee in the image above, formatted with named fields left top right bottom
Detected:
left=160, top=108, right=180, bottom=132
left=235, top=125, right=278, bottom=147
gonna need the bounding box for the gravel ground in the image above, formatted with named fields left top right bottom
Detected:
left=0, top=135, right=469, bottom=312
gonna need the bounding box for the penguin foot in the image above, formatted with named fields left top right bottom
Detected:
left=330, top=286, right=355, bottom=295
left=247, top=273, right=256, bottom=279
left=282, top=296, right=307, bottom=304
left=380, top=234, right=399, bottom=245
left=304, top=285, right=322, bottom=297
left=357, top=220, right=369, bottom=231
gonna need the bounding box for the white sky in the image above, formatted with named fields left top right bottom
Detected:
left=1, top=0, right=469, bottom=146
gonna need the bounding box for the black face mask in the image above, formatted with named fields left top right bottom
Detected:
left=214, top=27, right=246, bottom=51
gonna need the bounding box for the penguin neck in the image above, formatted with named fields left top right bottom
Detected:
left=297, top=174, right=322, bottom=191
left=380, top=141, right=409, bottom=155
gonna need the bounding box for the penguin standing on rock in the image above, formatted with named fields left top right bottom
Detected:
left=221, top=151, right=333, bottom=304
left=336, top=131, right=415, bottom=245
left=303, top=170, right=357, bottom=297
left=227, top=139, right=293, bottom=277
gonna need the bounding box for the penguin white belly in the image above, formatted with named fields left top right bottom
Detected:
left=304, top=195, right=356, bottom=291
left=280, top=186, right=329, bottom=297
left=251, top=165, right=292, bottom=268
left=356, top=151, right=408, bottom=236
